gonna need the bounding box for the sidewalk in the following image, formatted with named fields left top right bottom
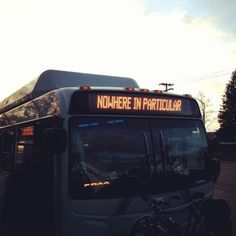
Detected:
left=214, top=161, right=236, bottom=236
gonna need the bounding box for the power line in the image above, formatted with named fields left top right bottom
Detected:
left=183, top=68, right=234, bottom=82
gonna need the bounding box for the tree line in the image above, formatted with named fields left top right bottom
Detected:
left=218, top=69, right=236, bottom=141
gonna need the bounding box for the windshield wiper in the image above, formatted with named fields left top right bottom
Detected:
left=115, top=133, right=152, bottom=215
left=158, top=130, right=167, bottom=176
left=136, top=133, right=152, bottom=177
left=117, top=133, right=153, bottom=178
left=158, top=130, right=185, bottom=177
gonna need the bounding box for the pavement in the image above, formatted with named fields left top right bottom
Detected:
left=214, top=161, right=236, bottom=236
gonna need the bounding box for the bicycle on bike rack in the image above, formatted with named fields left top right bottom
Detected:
left=128, top=191, right=228, bottom=236
left=184, top=192, right=232, bottom=236
left=183, top=191, right=214, bottom=236
left=128, top=194, right=182, bottom=236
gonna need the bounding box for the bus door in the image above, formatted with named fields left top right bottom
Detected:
left=0, top=128, right=15, bottom=219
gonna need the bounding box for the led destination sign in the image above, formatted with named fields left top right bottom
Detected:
left=96, top=95, right=182, bottom=112
left=69, top=91, right=201, bottom=117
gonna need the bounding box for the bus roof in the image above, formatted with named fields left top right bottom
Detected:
left=0, top=70, right=139, bottom=113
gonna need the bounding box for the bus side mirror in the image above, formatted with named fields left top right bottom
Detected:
left=43, top=128, right=67, bottom=154
left=209, top=158, right=221, bottom=183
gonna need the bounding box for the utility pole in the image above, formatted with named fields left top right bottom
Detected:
left=159, top=83, right=174, bottom=92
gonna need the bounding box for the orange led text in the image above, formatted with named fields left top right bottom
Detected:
left=83, top=181, right=110, bottom=188
left=96, top=95, right=182, bottom=112
left=97, top=95, right=132, bottom=110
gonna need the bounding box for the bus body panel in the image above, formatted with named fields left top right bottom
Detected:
left=0, top=70, right=214, bottom=236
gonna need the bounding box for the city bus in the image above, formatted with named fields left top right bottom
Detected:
left=0, top=70, right=219, bottom=235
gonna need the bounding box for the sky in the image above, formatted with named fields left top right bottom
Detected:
left=0, top=0, right=235, bottom=131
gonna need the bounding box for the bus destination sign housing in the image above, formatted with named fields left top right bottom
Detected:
left=69, top=91, right=201, bottom=117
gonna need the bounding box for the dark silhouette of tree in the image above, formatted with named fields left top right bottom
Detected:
left=218, top=69, right=236, bottom=140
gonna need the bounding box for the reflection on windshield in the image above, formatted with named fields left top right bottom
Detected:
left=69, top=117, right=208, bottom=199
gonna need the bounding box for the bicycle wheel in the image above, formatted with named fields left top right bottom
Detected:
left=129, top=216, right=169, bottom=236
left=130, top=225, right=168, bottom=236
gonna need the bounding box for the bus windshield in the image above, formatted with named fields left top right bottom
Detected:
left=69, top=117, right=208, bottom=199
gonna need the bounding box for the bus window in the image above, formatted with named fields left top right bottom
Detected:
left=69, top=117, right=209, bottom=199
left=17, top=126, right=34, bottom=165
left=2, top=128, right=15, bottom=172
left=151, top=119, right=208, bottom=183
left=0, top=131, right=2, bottom=168
left=69, top=117, right=151, bottom=199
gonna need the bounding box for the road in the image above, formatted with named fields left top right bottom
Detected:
left=214, top=161, right=236, bottom=236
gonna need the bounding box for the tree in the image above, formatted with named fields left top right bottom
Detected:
left=218, top=69, right=236, bottom=140
left=195, top=91, right=212, bottom=127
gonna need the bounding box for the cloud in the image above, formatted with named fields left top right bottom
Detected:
left=0, top=0, right=235, bottom=123
left=142, top=0, right=236, bottom=38
left=186, top=0, right=236, bottom=37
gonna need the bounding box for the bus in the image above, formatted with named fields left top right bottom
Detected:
left=0, top=70, right=219, bottom=236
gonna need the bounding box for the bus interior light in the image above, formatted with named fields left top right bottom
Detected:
left=80, top=85, right=91, bottom=91
left=21, top=127, right=34, bottom=136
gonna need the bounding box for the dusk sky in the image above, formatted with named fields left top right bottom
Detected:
left=0, top=0, right=235, bottom=131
